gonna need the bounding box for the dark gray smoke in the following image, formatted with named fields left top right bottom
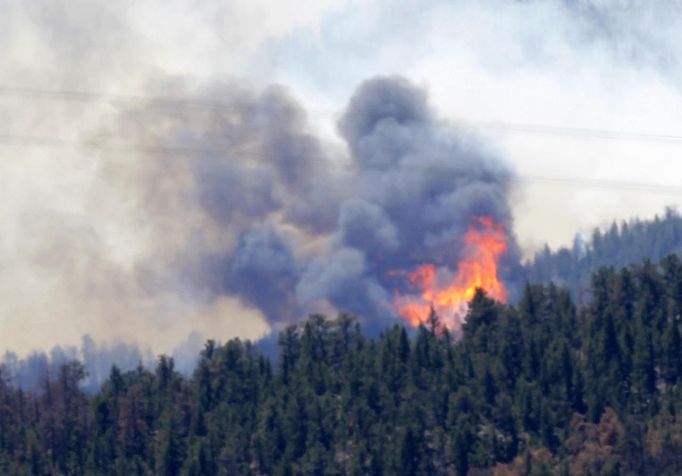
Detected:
left=315, top=77, right=520, bottom=325
left=109, top=75, right=519, bottom=331
left=3, top=0, right=679, bottom=382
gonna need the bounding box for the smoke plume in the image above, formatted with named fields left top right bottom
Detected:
left=96, top=76, right=519, bottom=336
left=4, top=0, right=682, bottom=376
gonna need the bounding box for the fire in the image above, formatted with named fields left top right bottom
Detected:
left=392, top=216, right=508, bottom=331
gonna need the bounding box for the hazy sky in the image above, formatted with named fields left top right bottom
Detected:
left=2, top=0, right=682, bottom=355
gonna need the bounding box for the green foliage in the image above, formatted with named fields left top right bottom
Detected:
left=4, top=256, right=682, bottom=474
left=527, top=207, right=682, bottom=299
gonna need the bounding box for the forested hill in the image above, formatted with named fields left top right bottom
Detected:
left=4, top=257, right=682, bottom=474
left=526, top=207, right=682, bottom=299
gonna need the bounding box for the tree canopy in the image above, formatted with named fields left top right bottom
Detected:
left=3, top=256, right=682, bottom=474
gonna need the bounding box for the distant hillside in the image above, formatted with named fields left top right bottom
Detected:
left=525, top=207, right=682, bottom=297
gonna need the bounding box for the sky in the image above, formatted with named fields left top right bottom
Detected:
left=2, top=0, right=682, bottom=357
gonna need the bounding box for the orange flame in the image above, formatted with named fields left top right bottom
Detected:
left=392, top=216, right=508, bottom=331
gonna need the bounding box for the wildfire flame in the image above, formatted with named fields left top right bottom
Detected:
left=392, top=216, right=508, bottom=331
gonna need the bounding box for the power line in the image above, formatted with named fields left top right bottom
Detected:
left=0, top=86, right=246, bottom=113
left=1, top=132, right=681, bottom=196
left=451, top=121, right=682, bottom=143
left=510, top=175, right=682, bottom=196
left=0, top=134, right=225, bottom=156
left=2, top=85, right=682, bottom=144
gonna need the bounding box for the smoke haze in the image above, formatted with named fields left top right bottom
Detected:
left=3, top=0, right=682, bottom=375
left=102, top=75, right=517, bottom=331
left=0, top=68, right=517, bottom=367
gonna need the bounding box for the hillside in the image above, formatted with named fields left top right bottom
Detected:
left=525, top=207, right=682, bottom=299
left=1, top=256, right=682, bottom=474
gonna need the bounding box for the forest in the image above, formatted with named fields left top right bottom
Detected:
left=526, top=207, right=682, bottom=299
left=2, top=254, right=682, bottom=474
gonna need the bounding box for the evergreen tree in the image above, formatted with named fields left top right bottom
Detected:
left=2, top=258, right=682, bottom=474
